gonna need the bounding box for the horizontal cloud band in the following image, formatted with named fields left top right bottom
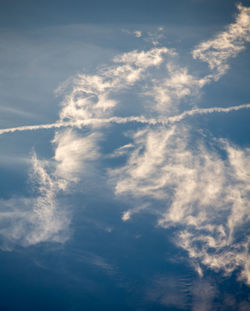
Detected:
left=1, top=103, right=250, bottom=135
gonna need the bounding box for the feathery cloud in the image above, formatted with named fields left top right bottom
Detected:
left=0, top=4, right=249, bottom=287
left=111, top=125, right=250, bottom=284
left=192, top=4, right=250, bottom=79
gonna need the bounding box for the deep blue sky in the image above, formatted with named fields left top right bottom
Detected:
left=1, top=0, right=249, bottom=28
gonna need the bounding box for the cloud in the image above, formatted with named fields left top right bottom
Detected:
left=0, top=153, right=70, bottom=249
left=146, top=275, right=188, bottom=309
left=58, top=47, right=172, bottom=123
left=0, top=129, right=102, bottom=248
left=191, top=280, right=217, bottom=311
left=144, top=4, right=250, bottom=116
left=150, top=4, right=250, bottom=114
left=0, top=105, right=37, bottom=118
left=121, top=203, right=149, bottom=222
left=0, top=47, right=173, bottom=248
left=1, top=103, right=250, bottom=136
left=26, top=153, right=70, bottom=245
left=134, top=30, right=142, bottom=38
left=192, top=4, right=250, bottom=79
left=111, top=125, right=250, bottom=284
left=52, top=129, right=101, bottom=184
left=0, top=3, right=249, bottom=288
left=148, top=63, right=206, bottom=114
left=0, top=197, right=33, bottom=250
left=26, top=130, right=101, bottom=245
left=146, top=276, right=217, bottom=311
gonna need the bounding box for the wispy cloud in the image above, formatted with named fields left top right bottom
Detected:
left=0, top=153, right=70, bottom=249
left=58, top=47, right=172, bottom=123
left=111, top=125, right=250, bottom=284
left=0, top=3, right=249, bottom=287
left=192, top=4, right=250, bottom=79
left=146, top=275, right=188, bottom=309
left=191, top=280, right=217, bottom=311
left=26, top=153, right=70, bottom=245
left=146, top=276, right=217, bottom=311
left=107, top=5, right=250, bottom=285
left=0, top=129, right=101, bottom=248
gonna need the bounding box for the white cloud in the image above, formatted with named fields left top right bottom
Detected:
left=141, top=27, right=165, bottom=46
left=1, top=103, right=250, bottom=136
left=113, top=47, right=174, bottom=67
left=145, top=4, right=250, bottom=116
left=147, top=63, right=209, bottom=114
left=107, top=143, right=134, bottom=159
left=134, top=30, right=142, bottom=38
left=0, top=154, right=70, bottom=249
left=111, top=125, right=250, bottom=284
left=58, top=47, right=171, bottom=123
left=121, top=203, right=149, bottom=222
left=192, top=4, right=250, bottom=78
left=27, top=153, right=70, bottom=245
left=24, top=130, right=101, bottom=246
left=0, top=4, right=249, bottom=288
left=0, top=130, right=101, bottom=248
left=52, top=129, right=100, bottom=184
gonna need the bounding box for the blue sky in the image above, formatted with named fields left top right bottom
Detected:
left=0, top=0, right=242, bottom=27
left=0, top=1, right=250, bottom=310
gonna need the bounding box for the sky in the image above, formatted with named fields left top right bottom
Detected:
left=0, top=1, right=250, bottom=310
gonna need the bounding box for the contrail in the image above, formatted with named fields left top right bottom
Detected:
left=166, top=103, right=250, bottom=123
left=0, top=103, right=250, bottom=136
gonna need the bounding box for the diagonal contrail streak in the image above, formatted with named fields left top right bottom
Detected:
left=0, top=103, right=250, bottom=136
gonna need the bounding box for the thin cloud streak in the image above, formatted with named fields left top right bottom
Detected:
left=0, top=103, right=250, bottom=135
